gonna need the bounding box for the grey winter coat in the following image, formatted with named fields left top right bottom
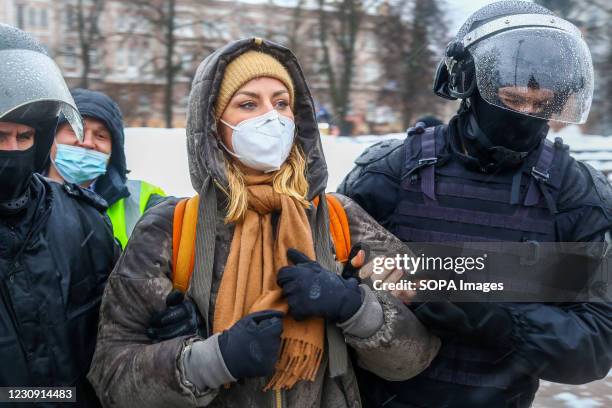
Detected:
left=87, top=38, right=440, bottom=408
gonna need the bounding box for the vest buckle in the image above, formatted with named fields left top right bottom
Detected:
left=520, top=240, right=540, bottom=266
left=418, top=157, right=438, bottom=167
left=531, top=167, right=550, bottom=182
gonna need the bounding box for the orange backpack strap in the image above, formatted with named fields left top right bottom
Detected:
left=172, top=199, right=188, bottom=268
left=314, top=194, right=352, bottom=264
left=172, top=193, right=351, bottom=293
left=172, top=195, right=200, bottom=293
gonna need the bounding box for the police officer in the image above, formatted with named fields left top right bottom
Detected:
left=0, top=25, right=118, bottom=406
left=46, top=88, right=166, bottom=249
left=338, top=1, right=612, bottom=407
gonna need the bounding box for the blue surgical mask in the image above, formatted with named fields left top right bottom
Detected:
left=52, top=143, right=110, bottom=185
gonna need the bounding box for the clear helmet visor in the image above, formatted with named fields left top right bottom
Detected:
left=470, top=27, right=594, bottom=124
left=0, top=49, right=83, bottom=140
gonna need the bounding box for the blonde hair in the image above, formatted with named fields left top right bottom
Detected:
left=219, top=143, right=310, bottom=223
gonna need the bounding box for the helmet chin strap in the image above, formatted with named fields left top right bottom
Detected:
left=457, top=98, right=546, bottom=171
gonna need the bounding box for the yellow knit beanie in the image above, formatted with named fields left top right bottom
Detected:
left=214, top=51, right=295, bottom=120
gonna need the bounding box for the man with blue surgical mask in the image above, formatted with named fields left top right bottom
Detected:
left=46, top=89, right=166, bottom=249
left=51, top=116, right=112, bottom=184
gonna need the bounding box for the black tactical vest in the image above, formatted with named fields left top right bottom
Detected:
left=390, top=125, right=570, bottom=244
left=387, top=125, right=571, bottom=402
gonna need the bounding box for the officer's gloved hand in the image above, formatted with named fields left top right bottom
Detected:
left=218, top=310, right=284, bottom=379
left=147, top=289, right=202, bottom=343
left=341, top=243, right=368, bottom=281
left=413, top=301, right=513, bottom=348
left=277, top=248, right=363, bottom=323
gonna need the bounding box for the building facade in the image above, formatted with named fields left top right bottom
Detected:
left=1, top=0, right=444, bottom=133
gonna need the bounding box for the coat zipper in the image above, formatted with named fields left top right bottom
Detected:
left=274, top=389, right=283, bottom=408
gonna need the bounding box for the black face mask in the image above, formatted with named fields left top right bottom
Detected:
left=472, top=94, right=549, bottom=152
left=0, top=145, right=35, bottom=203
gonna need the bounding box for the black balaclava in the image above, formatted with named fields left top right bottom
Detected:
left=0, top=116, right=57, bottom=215
left=0, top=145, right=35, bottom=210
left=459, top=91, right=549, bottom=171
left=472, top=91, right=549, bottom=151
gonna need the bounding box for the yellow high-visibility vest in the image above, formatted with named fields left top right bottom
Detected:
left=106, top=180, right=166, bottom=248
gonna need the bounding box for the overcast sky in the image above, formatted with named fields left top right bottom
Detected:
left=244, top=0, right=531, bottom=37
left=446, top=0, right=515, bottom=33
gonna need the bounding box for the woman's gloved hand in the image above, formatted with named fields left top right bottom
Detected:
left=147, top=289, right=202, bottom=342
left=218, top=310, right=284, bottom=379
left=277, top=248, right=363, bottom=323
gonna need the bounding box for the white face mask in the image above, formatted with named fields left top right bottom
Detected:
left=220, top=109, right=295, bottom=173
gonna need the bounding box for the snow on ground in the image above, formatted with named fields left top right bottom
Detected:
left=124, top=128, right=193, bottom=197
left=534, top=376, right=612, bottom=408
left=124, top=126, right=612, bottom=406
left=547, top=125, right=612, bottom=179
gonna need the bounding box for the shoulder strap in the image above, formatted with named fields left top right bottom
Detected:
left=322, top=194, right=352, bottom=263
left=172, top=195, right=199, bottom=292
left=524, top=140, right=556, bottom=211
left=419, top=127, right=438, bottom=202
left=171, top=193, right=353, bottom=293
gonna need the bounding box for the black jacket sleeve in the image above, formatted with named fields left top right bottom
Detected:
left=337, top=139, right=404, bottom=227
left=507, top=160, right=612, bottom=384
left=508, top=300, right=612, bottom=384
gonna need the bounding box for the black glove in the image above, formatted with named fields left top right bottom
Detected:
left=218, top=310, right=284, bottom=380
left=277, top=248, right=363, bottom=323
left=341, top=243, right=369, bottom=281
left=147, top=289, right=202, bottom=343
left=413, top=301, right=514, bottom=347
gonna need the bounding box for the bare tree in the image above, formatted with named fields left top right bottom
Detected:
left=124, top=0, right=179, bottom=127
left=375, top=0, right=448, bottom=129
left=288, top=0, right=307, bottom=53
left=121, top=0, right=216, bottom=128
left=62, top=0, right=106, bottom=88
left=317, top=0, right=372, bottom=135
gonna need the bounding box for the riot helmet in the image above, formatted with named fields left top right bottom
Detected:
left=0, top=24, right=83, bottom=171
left=0, top=24, right=82, bottom=211
left=433, top=0, right=593, bottom=125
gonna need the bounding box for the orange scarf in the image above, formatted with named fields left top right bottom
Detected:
left=213, top=173, right=324, bottom=391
